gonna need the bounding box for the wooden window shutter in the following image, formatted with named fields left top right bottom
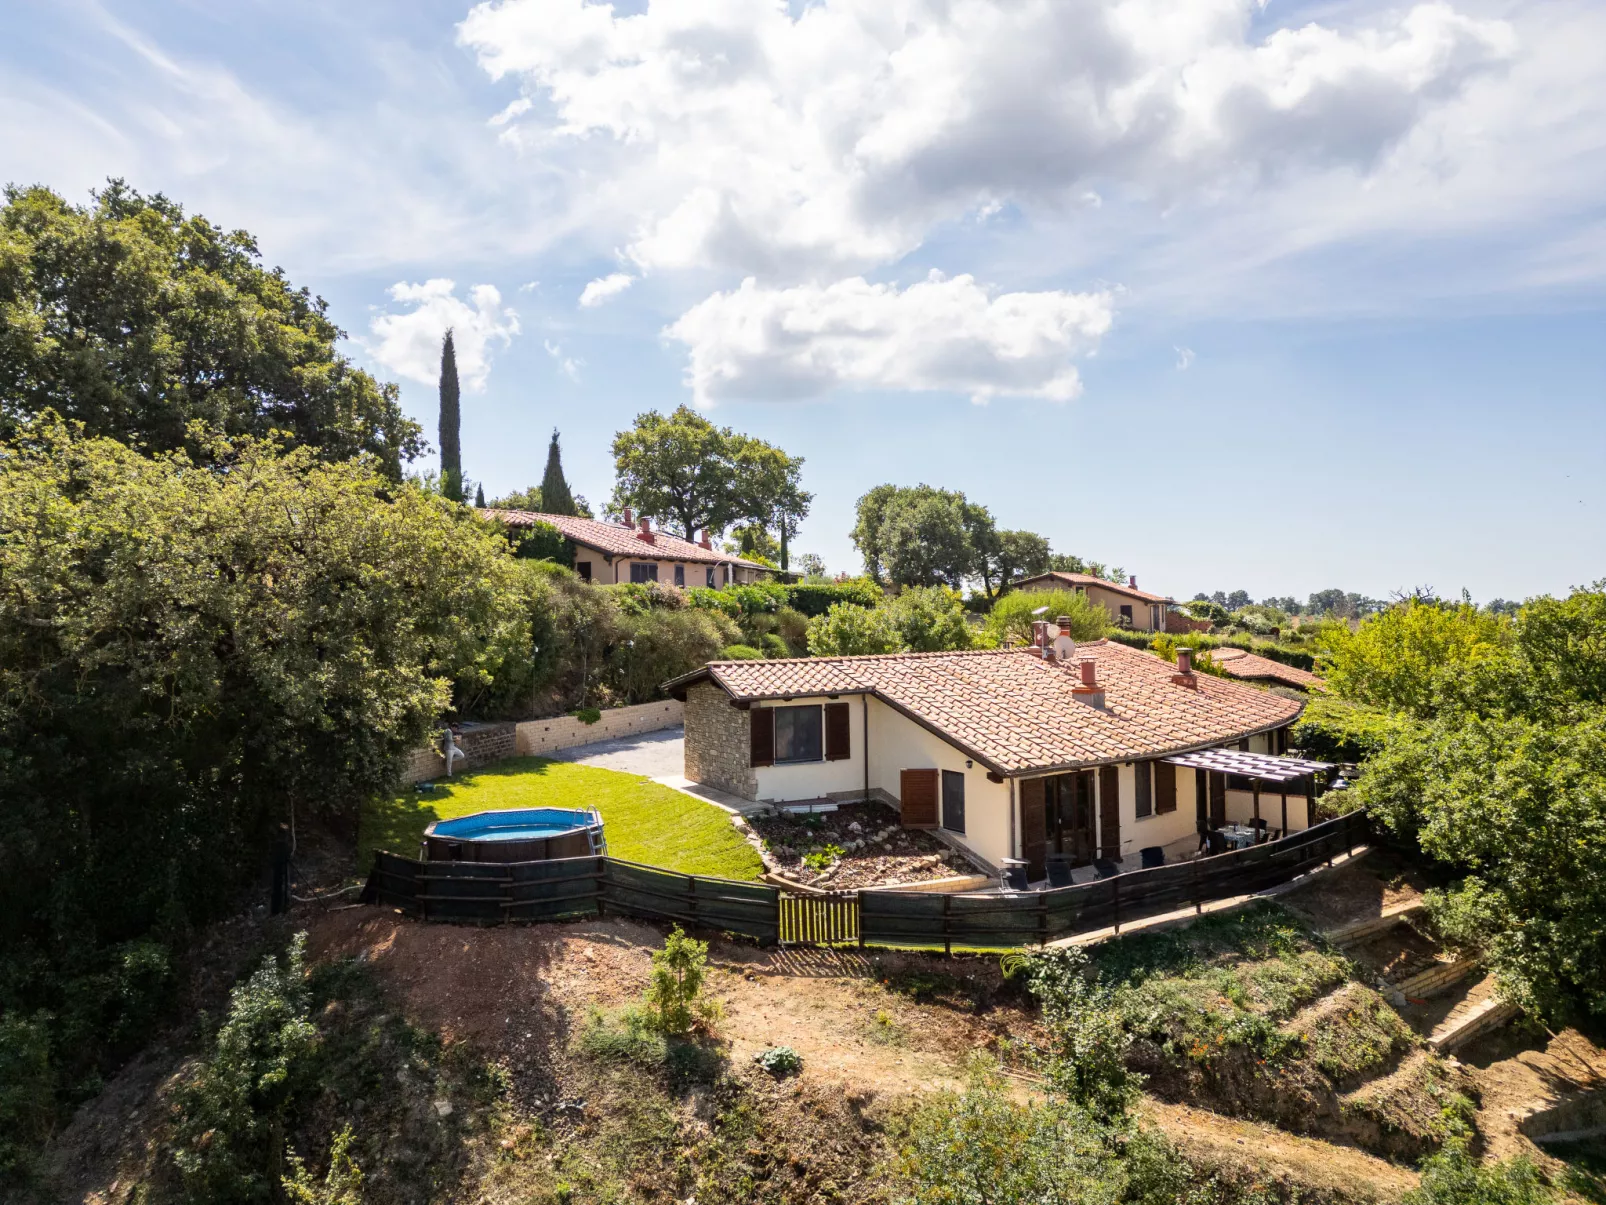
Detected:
left=824, top=702, right=851, bottom=761
left=900, top=768, right=939, bottom=829
left=1020, top=778, right=1047, bottom=880
left=749, top=708, right=774, bottom=768
left=1155, top=761, right=1177, bottom=814
left=1134, top=761, right=1152, bottom=818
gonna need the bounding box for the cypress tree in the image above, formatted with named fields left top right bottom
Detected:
left=539, top=428, right=577, bottom=515
left=474, top=483, right=486, bottom=508
left=438, top=330, right=462, bottom=501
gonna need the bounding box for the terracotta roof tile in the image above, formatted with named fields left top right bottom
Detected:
left=668, top=641, right=1303, bottom=775
left=1210, top=648, right=1326, bottom=690
left=483, top=510, right=769, bottom=570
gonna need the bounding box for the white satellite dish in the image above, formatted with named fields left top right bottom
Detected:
left=1052, top=634, right=1076, bottom=662
left=1031, top=605, right=1050, bottom=616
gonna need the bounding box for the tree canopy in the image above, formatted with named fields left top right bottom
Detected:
left=610, top=405, right=807, bottom=546
left=0, top=181, right=420, bottom=473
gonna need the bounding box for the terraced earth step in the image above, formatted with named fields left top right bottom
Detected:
left=1393, top=955, right=1481, bottom=1001
left=1325, top=900, right=1427, bottom=947
left=1404, top=971, right=1519, bottom=1053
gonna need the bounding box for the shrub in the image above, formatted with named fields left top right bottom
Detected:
left=0, top=1013, right=55, bottom=1186
left=785, top=577, right=884, bottom=617
left=807, top=602, right=902, bottom=656
left=1292, top=695, right=1405, bottom=762
left=607, top=609, right=739, bottom=704
left=984, top=588, right=1110, bottom=647
left=886, top=586, right=976, bottom=652
left=753, top=1046, right=802, bottom=1076
left=173, top=934, right=319, bottom=1204
left=1316, top=600, right=1511, bottom=718
left=282, top=1125, right=365, bottom=1205
left=802, top=843, right=845, bottom=871
left=773, top=605, right=812, bottom=655
left=1401, top=1141, right=1557, bottom=1205
left=571, top=707, right=602, bottom=725
left=642, top=927, right=720, bottom=1036
left=1004, top=945, right=1138, bottom=1120
left=760, top=633, right=791, bottom=659
left=720, top=644, right=763, bottom=660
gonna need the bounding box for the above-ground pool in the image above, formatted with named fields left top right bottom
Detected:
left=423, top=807, right=605, bottom=863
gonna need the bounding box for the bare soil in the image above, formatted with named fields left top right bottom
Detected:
left=1277, top=848, right=1428, bottom=933
left=746, top=801, right=978, bottom=889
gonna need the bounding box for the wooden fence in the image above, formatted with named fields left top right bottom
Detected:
left=361, top=810, right=1370, bottom=951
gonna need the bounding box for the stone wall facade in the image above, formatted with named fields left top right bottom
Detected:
left=400, top=701, right=683, bottom=785
left=683, top=681, right=757, bottom=800
left=402, top=721, right=518, bottom=784
left=515, top=700, right=682, bottom=758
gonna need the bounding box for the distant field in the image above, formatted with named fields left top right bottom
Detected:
left=360, top=757, right=764, bottom=881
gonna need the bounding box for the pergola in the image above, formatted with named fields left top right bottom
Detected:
left=1160, top=749, right=1335, bottom=836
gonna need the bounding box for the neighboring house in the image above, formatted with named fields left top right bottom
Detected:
left=1210, top=648, right=1327, bottom=693
left=1012, top=571, right=1175, bottom=632
left=484, top=507, right=774, bottom=587
left=666, top=631, right=1319, bottom=882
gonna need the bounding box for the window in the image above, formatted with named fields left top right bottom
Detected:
left=774, top=705, right=823, bottom=763
left=630, top=562, right=659, bottom=583
left=575, top=561, right=592, bottom=582
left=1134, top=761, right=1152, bottom=817
left=942, top=769, right=966, bottom=834
left=674, top=564, right=685, bottom=587
left=706, top=566, right=715, bottom=587
left=1118, top=604, right=1134, bottom=627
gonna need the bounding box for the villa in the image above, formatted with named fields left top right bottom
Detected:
left=485, top=507, right=774, bottom=586
left=1011, top=570, right=1176, bottom=632
left=666, top=622, right=1328, bottom=883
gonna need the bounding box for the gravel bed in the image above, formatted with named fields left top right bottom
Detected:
left=746, top=801, right=978, bottom=889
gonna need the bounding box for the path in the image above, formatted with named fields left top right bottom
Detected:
left=551, top=724, right=685, bottom=777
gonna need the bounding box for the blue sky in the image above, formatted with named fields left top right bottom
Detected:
left=4, top=0, right=1603, bottom=603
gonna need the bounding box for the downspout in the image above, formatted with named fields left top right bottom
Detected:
left=1008, top=776, right=1017, bottom=860
left=862, top=694, right=870, bottom=805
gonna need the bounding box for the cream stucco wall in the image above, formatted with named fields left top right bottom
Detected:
left=752, top=694, right=869, bottom=802
left=570, top=545, right=768, bottom=587
left=1083, top=584, right=1163, bottom=632
left=866, top=697, right=1013, bottom=873
left=1224, top=787, right=1312, bottom=832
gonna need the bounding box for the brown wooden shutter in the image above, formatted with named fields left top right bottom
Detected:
left=749, top=708, right=774, bottom=767
left=1098, top=765, right=1121, bottom=859
left=900, top=768, right=939, bottom=829
left=1155, top=760, right=1177, bottom=814
left=1019, top=778, right=1047, bottom=881
left=1134, top=761, right=1152, bottom=817
left=824, top=702, right=851, bottom=761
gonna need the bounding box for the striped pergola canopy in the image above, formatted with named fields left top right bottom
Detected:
left=1161, top=749, right=1334, bottom=782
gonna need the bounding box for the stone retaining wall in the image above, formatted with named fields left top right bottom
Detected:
left=401, top=702, right=683, bottom=784
left=1395, top=956, right=1480, bottom=1000
left=515, top=700, right=682, bottom=758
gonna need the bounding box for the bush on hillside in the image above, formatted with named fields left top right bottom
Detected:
left=984, top=588, right=1110, bottom=647
left=807, top=602, right=903, bottom=656
left=785, top=578, right=884, bottom=616
left=607, top=609, right=740, bottom=704
left=886, top=586, right=977, bottom=653
left=642, top=927, right=720, bottom=1036
left=720, top=644, right=763, bottom=660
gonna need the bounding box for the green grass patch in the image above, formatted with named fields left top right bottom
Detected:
left=361, top=758, right=763, bottom=881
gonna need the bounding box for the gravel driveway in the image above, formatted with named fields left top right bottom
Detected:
left=550, top=726, right=686, bottom=779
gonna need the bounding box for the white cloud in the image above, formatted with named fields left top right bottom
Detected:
left=665, top=271, right=1114, bottom=406
left=460, top=0, right=1518, bottom=279
left=578, top=272, right=635, bottom=307
left=544, top=339, right=582, bottom=381
left=364, top=280, right=520, bottom=390
left=1175, top=346, right=1196, bottom=370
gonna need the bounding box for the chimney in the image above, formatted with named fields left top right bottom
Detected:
left=1057, top=616, right=1072, bottom=635
left=699, top=528, right=712, bottom=550
left=621, top=506, right=633, bottom=528
left=637, top=516, right=654, bottom=544
left=1072, top=658, right=1106, bottom=709
left=1129, top=575, right=1138, bottom=589
left=1172, top=646, right=1198, bottom=687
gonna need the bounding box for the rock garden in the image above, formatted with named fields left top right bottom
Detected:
left=743, top=800, right=980, bottom=889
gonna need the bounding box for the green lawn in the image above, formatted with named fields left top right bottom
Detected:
left=360, top=757, right=764, bottom=881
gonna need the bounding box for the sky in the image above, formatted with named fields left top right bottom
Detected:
left=3, top=0, right=1603, bottom=604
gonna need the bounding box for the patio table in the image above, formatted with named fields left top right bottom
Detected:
left=1218, top=824, right=1258, bottom=850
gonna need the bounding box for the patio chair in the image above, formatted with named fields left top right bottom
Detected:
left=1001, top=858, right=1029, bottom=893
left=1045, top=853, right=1075, bottom=889
left=1092, top=858, right=1120, bottom=880
left=1205, top=830, right=1229, bottom=857
left=1139, top=846, right=1165, bottom=870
